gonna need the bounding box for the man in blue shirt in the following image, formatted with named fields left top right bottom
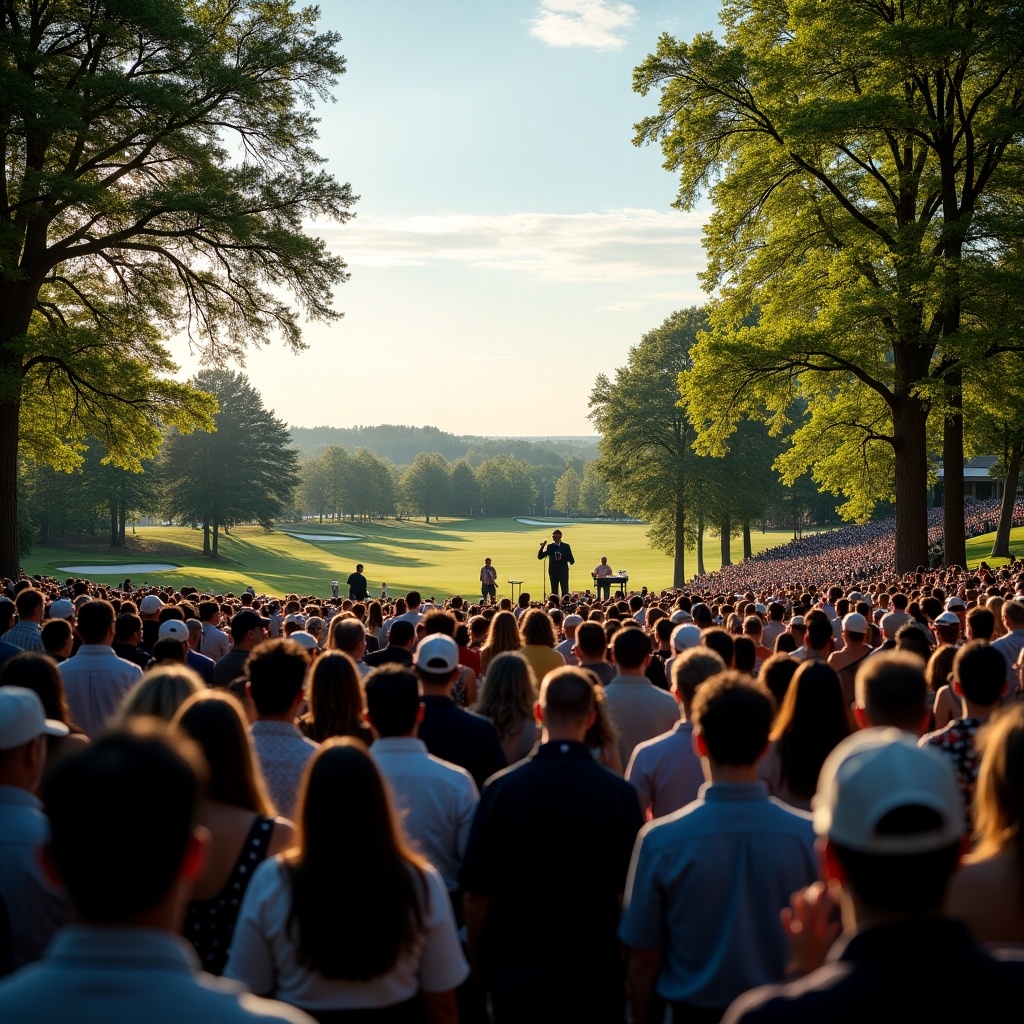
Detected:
left=620, top=672, right=817, bottom=1023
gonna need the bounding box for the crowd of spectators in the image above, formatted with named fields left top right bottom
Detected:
left=3, top=503, right=1024, bottom=1023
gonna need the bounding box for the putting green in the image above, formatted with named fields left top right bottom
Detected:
left=23, top=519, right=812, bottom=598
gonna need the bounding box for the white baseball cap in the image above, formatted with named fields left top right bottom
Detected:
left=0, top=686, right=69, bottom=751
left=139, top=595, right=165, bottom=614
left=414, top=634, right=459, bottom=673
left=158, top=620, right=190, bottom=641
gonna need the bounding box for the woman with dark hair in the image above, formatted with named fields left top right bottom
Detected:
left=174, top=690, right=296, bottom=975
left=518, top=608, right=564, bottom=683
left=299, top=652, right=374, bottom=747
left=0, top=652, right=88, bottom=772
left=224, top=739, right=467, bottom=1022
left=478, top=610, right=521, bottom=676
left=763, top=661, right=852, bottom=811
left=367, top=602, right=385, bottom=644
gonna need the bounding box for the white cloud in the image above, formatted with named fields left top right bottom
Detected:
left=529, top=1, right=637, bottom=50
left=321, top=208, right=706, bottom=283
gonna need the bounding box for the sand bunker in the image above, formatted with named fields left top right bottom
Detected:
left=57, top=563, right=178, bottom=574
left=286, top=533, right=361, bottom=542
left=514, top=519, right=570, bottom=528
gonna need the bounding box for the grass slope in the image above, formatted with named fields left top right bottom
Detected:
left=25, top=519, right=810, bottom=597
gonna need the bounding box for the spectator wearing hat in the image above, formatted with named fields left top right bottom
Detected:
left=59, top=601, right=143, bottom=738
left=212, top=610, right=270, bottom=688
left=0, top=686, right=70, bottom=972
left=197, top=601, right=231, bottom=662
left=137, top=593, right=165, bottom=653
left=663, top=623, right=703, bottom=685
left=723, top=729, right=1024, bottom=1023
left=414, top=634, right=506, bottom=791
left=827, top=613, right=875, bottom=708
left=626, top=648, right=726, bottom=820
left=5, top=590, right=46, bottom=654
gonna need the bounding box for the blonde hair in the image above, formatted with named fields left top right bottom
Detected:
left=114, top=665, right=204, bottom=726
left=478, top=653, right=537, bottom=742
left=973, top=705, right=1024, bottom=890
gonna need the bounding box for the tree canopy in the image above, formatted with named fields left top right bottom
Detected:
left=0, top=0, right=355, bottom=576
left=636, top=0, right=1024, bottom=573
left=162, top=370, right=299, bottom=555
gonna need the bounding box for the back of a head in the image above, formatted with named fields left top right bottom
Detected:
left=733, top=636, right=756, bottom=675
left=365, top=666, right=421, bottom=738
left=76, top=599, right=115, bottom=645
left=387, top=619, right=416, bottom=648
left=966, top=606, right=995, bottom=641
left=691, top=671, right=773, bottom=767
left=540, top=666, right=595, bottom=728
left=247, top=638, right=309, bottom=715
left=973, top=704, right=1024, bottom=856
left=116, top=666, right=203, bottom=726
left=760, top=653, right=799, bottom=710
left=856, top=653, right=928, bottom=732
left=42, top=724, right=206, bottom=922
left=15, top=588, right=43, bottom=619
left=406, top=590, right=422, bottom=609
left=815, top=729, right=961, bottom=913
left=330, top=616, right=366, bottom=654
left=671, top=647, right=726, bottom=708
left=953, top=640, right=1006, bottom=707
left=805, top=609, right=833, bottom=650
left=701, top=626, right=735, bottom=666
left=115, top=613, right=142, bottom=643
left=575, top=620, right=607, bottom=660
left=521, top=608, right=556, bottom=648
left=174, top=690, right=271, bottom=814
left=420, top=609, right=456, bottom=638
left=894, top=622, right=932, bottom=661
left=612, top=624, right=650, bottom=671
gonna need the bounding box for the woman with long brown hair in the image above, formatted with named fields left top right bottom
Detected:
left=174, top=690, right=295, bottom=975
left=224, top=739, right=467, bottom=1022
left=299, top=651, right=373, bottom=747
left=478, top=610, right=521, bottom=676
left=477, top=652, right=539, bottom=764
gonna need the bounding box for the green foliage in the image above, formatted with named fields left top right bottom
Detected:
left=474, top=455, right=537, bottom=518
left=401, top=453, right=451, bottom=523
left=0, top=0, right=355, bottom=577
left=553, top=468, right=582, bottom=515
left=161, top=370, right=299, bottom=553
left=636, top=0, right=1024, bottom=571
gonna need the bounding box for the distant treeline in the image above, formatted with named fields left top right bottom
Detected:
left=289, top=425, right=600, bottom=468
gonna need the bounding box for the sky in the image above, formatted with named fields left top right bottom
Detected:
left=173, top=1, right=727, bottom=437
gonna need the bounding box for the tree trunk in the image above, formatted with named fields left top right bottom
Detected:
left=119, top=503, right=127, bottom=545
left=942, top=373, right=966, bottom=568
left=697, top=514, right=706, bottom=576
left=991, top=442, right=1023, bottom=559
left=673, top=499, right=685, bottom=588
left=742, top=520, right=752, bottom=560
left=109, top=500, right=118, bottom=547
left=212, top=518, right=219, bottom=557
left=891, top=397, right=931, bottom=573
left=720, top=514, right=732, bottom=567
left=203, top=519, right=211, bottom=556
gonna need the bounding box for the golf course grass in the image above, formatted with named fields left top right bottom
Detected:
left=25, top=518, right=1019, bottom=597
left=24, top=518, right=811, bottom=598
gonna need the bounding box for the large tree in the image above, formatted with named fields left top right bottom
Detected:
left=635, top=0, right=1024, bottom=573
left=0, top=0, right=354, bottom=576
left=162, top=371, right=299, bottom=555
left=401, top=453, right=451, bottom=523
left=589, top=308, right=716, bottom=587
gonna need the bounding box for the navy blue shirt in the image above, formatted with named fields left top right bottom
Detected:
left=417, top=695, right=506, bottom=790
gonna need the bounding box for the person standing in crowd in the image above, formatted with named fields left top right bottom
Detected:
left=346, top=564, right=369, bottom=601
left=5, top=590, right=45, bottom=654
left=537, top=529, right=574, bottom=597
left=0, top=726, right=313, bottom=1024
left=620, top=673, right=817, bottom=1024
left=461, top=667, right=643, bottom=1023
left=723, top=729, right=1024, bottom=1023
left=479, top=558, right=498, bottom=605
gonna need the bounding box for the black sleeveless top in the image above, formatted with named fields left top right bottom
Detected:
left=184, top=815, right=274, bottom=975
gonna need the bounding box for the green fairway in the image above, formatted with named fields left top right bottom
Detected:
left=965, top=526, right=1024, bottom=570
left=23, top=518, right=811, bottom=598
